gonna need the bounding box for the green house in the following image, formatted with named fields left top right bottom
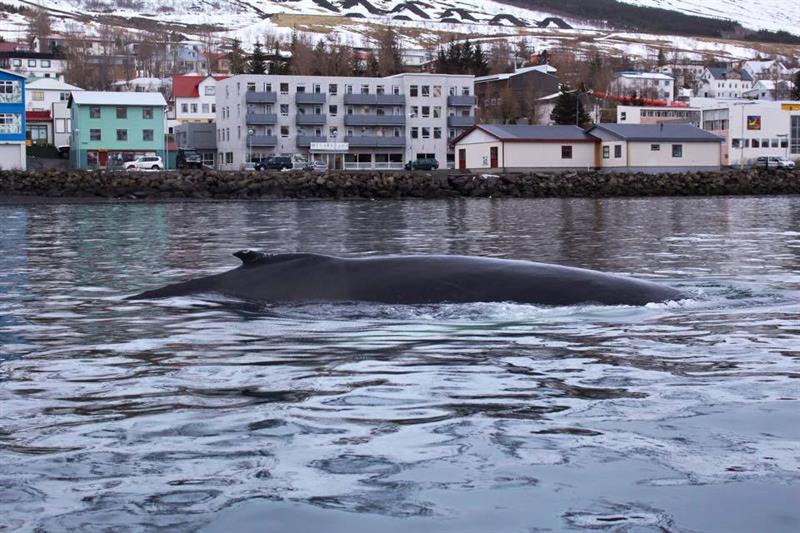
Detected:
left=68, top=91, right=167, bottom=169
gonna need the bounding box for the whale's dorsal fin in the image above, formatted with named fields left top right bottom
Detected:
left=234, top=250, right=326, bottom=267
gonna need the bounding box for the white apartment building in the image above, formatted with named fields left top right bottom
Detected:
left=611, top=71, right=675, bottom=101
left=216, top=73, right=475, bottom=170
left=696, top=68, right=754, bottom=98
left=172, top=75, right=227, bottom=123
left=0, top=51, right=66, bottom=80
left=25, top=77, right=83, bottom=146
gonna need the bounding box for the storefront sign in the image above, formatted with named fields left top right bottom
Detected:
left=310, top=142, right=349, bottom=152
left=781, top=103, right=800, bottom=111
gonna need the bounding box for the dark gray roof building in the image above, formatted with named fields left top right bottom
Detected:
left=587, top=123, right=725, bottom=143
left=456, top=124, right=597, bottom=143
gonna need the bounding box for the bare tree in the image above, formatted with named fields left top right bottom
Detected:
left=26, top=8, right=51, bottom=52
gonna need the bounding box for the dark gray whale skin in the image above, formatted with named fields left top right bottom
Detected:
left=127, top=251, right=683, bottom=306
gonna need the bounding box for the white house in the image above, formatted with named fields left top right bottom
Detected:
left=742, top=60, right=790, bottom=81
left=697, top=68, right=754, bottom=98
left=587, top=123, right=723, bottom=172
left=25, top=77, right=83, bottom=146
left=172, top=75, right=228, bottom=123
left=0, top=51, right=66, bottom=80
left=452, top=124, right=598, bottom=171
left=742, top=79, right=795, bottom=101
left=611, top=71, right=675, bottom=101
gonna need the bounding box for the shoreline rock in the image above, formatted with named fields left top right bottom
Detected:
left=0, top=168, right=798, bottom=200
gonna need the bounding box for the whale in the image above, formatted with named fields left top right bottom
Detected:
left=127, top=251, right=683, bottom=306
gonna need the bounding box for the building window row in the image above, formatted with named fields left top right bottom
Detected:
left=11, top=59, right=52, bottom=68
left=89, top=106, right=154, bottom=119
left=0, top=112, right=22, bottom=133
left=732, top=138, right=789, bottom=149
left=410, top=126, right=443, bottom=139
left=87, top=128, right=154, bottom=142
left=181, top=103, right=215, bottom=114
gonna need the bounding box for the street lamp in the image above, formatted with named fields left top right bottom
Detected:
left=573, top=88, right=594, bottom=127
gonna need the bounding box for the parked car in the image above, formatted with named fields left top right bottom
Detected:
left=405, top=157, right=439, bottom=171
left=255, top=156, right=293, bottom=171
left=124, top=155, right=163, bottom=170
left=176, top=149, right=202, bottom=169
left=242, top=161, right=257, bottom=172
left=753, top=156, right=795, bottom=169
left=311, top=160, right=329, bottom=172
left=57, top=145, right=70, bottom=159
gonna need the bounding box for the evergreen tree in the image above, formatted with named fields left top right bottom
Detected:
left=656, top=48, right=667, bottom=67
left=550, top=85, right=592, bottom=127
left=793, top=71, right=800, bottom=100
left=537, top=49, right=550, bottom=65
left=472, top=43, right=489, bottom=76
left=248, top=41, right=267, bottom=74
left=226, top=39, right=247, bottom=75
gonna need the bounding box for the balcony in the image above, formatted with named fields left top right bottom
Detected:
left=245, top=91, right=277, bottom=104
left=296, top=92, right=326, bottom=104
left=296, top=113, right=327, bottom=126
left=447, top=115, right=475, bottom=128
left=246, top=112, right=277, bottom=125
left=343, top=93, right=406, bottom=106
left=447, top=95, right=476, bottom=107
left=344, top=114, right=405, bottom=126
left=249, top=135, right=277, bottom=147
left=345, top=136, right=405, bottom=148
left=296, top=135, right=326, bottom=147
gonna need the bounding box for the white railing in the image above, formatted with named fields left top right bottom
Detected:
left=374, top=162, right=404, bottom=170
left=343, top=162, right=374, bottom=170
left=343, top=162, right=404, bottom=170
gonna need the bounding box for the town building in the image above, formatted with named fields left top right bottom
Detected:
left=215, top=73, right=475, bottom=170
left=172, top=75, right=228, bottom=124
left=742, top=79, right=795, bottom=101
left=586, top=123, right=723, bottom=172
left=68, top=91, right=167, bottom=169
left=452, top=124, right=597, bottom=171
left=0, top=51, right=66, bottom=80
left=741, top=60, right=790, bottom=81
left=175, top=122, right=217, bottom=167
left=475, top=65, right=560, bottom=124
left=610, top=71, right=675, bottom=101
left=25, top=77, right=83, bottom=146
left=696, top=68, right=754, bottom=98
left=617, top=105, right=701, bottom=127
left=452, top=123, right=723, bottom=172
left=0, top=69, right=27, bottom=170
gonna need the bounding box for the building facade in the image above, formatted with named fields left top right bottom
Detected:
left=215, top=73, right=475, bottom=170
left=696, top=68, right=754, bottom=99
left=0, top=69, right=26, bottom=170
left=175, top=122, right=217, bottom=167
left=69, top=91, right=167, bottom=169
left=475, top=65, right=560, bottom=125
left=172, top=75, right=227, bottom=124
left=25, top=77, right=83, bottom=146
left=611, top=71, right=675, bottom=101
left=0, top=51, right=66, bottom=80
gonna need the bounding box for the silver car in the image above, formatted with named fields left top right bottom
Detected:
left=754, top=156, right=795, bottom=169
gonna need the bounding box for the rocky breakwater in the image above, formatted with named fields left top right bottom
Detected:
left=1, top=168, right=799, bottom=200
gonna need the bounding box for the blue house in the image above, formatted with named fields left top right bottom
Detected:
left=0, top=68, right=26, bottom=170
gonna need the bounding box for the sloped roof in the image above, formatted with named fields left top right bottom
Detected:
left=0, top=68, right=26, bottom=80
left=69, top=91, right=167, bottom=107
left=616, top=71, right=673, bottom=81
left=589, top=123, right=724, bottom=143
left=172, top=75, right=228, bottom=98
left=706, top=67, right=753, bottom=81
left=454, top=124, right=597, bottom=145
left=475, top=64, right=558, bottom=83
left=26, top=77, right=84, bottom=91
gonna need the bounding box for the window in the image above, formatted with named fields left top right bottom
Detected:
left=116, top=107, right=127, bottom=119
left=60, top=92, right=70, bottom=101
left=202, top=103, right=209, bottom=113
left=28, top=59, right=36, bottom=67
left=462, top=87, right=470, bottom=96
left=345, top=84, right=353, bottom=94
left=672, top=144, right=683, bottom=158
left=312, top=83, right=321, bottom=94
left=603, top=146, right=610, bottom=159
left=143, top=107, right=153, bottom=119
left=433, top=127, right=442, bottom=139
left=296, top=85, right=306, bottom=93
left=55, top=119, right=67, bottom=133
left=116, top=129, right=128, bottom=141
left=791, top=116, right=800, bottom=154
left=280, top=83, right=289, bottom=95
left=732, top=139, right=741, bottom=149
left=181, top=103, right=188, bottom=114
left=433, top=86, right=441, bottom=97
left=411, top=127, right=419, bottom=139
left=226, top=152, right=233, bottom=164
left=376, top=85, right=384, bottom=95
left=191, top=104, right=198, bottom=113
left=620, top=112, right=627, bottom=121
left=449, top=86, right=457, bottom=96
left=614, top=145, right=622, bottom=158
left=280, top=104, right=289, bottom=116
left=361, top=84, right=369, bottom=94
left=392, top=85, right=400, bottom=95
left=561, top=145, right=573, bottom=159
left=27, top=124, right=47, bottom=140
left=422, top=106, right=430, bottom=118
left=376, top=107, right=385, bottom=116
left=752, top=139, right=760, bottom=148
left=89, top=128, right=101, bottom=141
left=329, top=126, right=338, bottom=138
left=264, top=83, right=272, bottom=92
left=280, top=126, right=289, bottom=137
left=31, top=91, right=44, bottom=101
left=421, top=85, right=430, bottom=97
left=780, top=138, right=789, bottom=148
left=205, top=86, right=215, bottom=96
left=433, top=106, right=441, bottom=118
left=651, top=144, right=660, bottom=151
left=12, top=59, right=21, bottom=67
left=89, top=106, right=101, bottom=119
left=143, top=129, right=154, bottom=141
left=771, top=138, right=779, bottom=148
left=329, top=83, right=338, bottom=95
left=410, top=85, right=418, bottom=97
left=421, top=127, right=430, bottom=139
left=247, top=82, right=256, bottom=92
left=329, top=104, right=338, bottom=116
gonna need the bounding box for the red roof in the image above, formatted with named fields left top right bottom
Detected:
left=172, top=75, right=229, bottom=98
left=26, top=110, right=52, bottom=121
left=0, top=42, right=28, bottom=52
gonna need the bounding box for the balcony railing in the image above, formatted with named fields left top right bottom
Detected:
left=296, top=135, right=326, bottom=147
left=295, top=92, right=326, bottom=104
left=345, top=135, right=405, bottom=148
left=344, top=161, right=405, bottom=170
left=249, top=135, right=277, bottom=147
left=447, top=95, right=476, bottom=107
left=344, top=114, right=405, bottom=126
left=246, top=112, right=278, bottom=125
left=447, top=115, right=475, bottom=127
left=343, top=93, right=406, bottom=105
left=296, top=113, right=327, bottom=126
left=245, top=91, right=277, bottom=104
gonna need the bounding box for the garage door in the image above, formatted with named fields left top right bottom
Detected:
left=0, top=144, right=23, bottom=170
